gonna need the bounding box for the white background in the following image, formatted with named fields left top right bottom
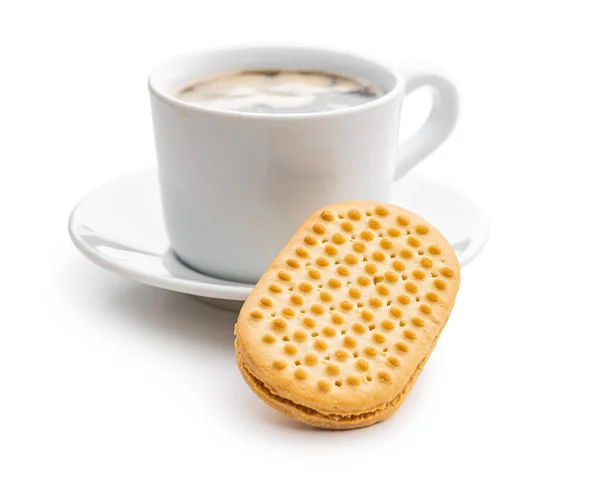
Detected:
left=1, top=1, right=599, bottom=484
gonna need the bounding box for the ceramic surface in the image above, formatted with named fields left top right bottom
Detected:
left=69, top=168, right=489, bottom=304
left=149, top=45, right=459, bottom=281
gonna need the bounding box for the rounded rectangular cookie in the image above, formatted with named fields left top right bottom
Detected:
left=235, top=202, right=460, bottom=429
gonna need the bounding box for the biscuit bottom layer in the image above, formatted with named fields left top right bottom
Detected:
left=236, top=335, right=437, bottom=425
left=236, top=311, right=450, bottom=428
left=237, top=356, right=413, bottom=422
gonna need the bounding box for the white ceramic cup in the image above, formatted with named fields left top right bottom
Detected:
left=149, top=45, right=459, bottom=283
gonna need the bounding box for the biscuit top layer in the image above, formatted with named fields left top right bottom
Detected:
left=235, top=202, right=460, bottom=415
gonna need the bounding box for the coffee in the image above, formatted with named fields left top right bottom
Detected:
left=174, top=70, right=385, bottom=114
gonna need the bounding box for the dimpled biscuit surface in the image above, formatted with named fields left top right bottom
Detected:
left=235, top=202, right=460, bottom=429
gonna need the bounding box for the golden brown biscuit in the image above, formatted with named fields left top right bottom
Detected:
left=235, top=202, right=460, bottom=429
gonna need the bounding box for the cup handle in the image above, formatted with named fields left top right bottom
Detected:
left=394, top=65, right=459, bottom=180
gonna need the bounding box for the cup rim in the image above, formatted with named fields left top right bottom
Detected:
left=148, top=43, right=405, bottom=120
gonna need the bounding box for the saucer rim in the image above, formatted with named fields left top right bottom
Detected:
left=68, top=168, right=489, bottom=301
left=68, top=206, right=254, bottom=300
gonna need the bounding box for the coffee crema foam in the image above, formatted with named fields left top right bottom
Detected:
left=174, top=70, right=385, bottom=114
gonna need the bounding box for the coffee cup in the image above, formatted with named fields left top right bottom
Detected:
left=148, top=45, right=459, bottom=283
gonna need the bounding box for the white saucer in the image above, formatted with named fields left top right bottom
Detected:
left=69, top=168, right=489, bottom=303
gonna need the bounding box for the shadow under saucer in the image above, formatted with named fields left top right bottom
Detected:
left=197, top=296, right=245, bottom=313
